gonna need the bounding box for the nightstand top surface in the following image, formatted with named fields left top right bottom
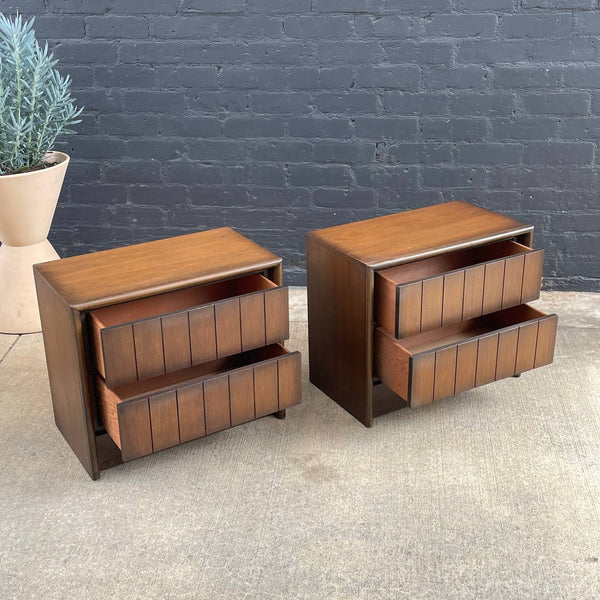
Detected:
left=307, top=201, right=532, bottom=269
left=35, top=227, right=281, bottom=311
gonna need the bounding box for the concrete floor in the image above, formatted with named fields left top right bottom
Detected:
left=0, top=290, right=598, bottom=600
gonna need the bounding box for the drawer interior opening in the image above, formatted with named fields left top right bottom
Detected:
left=397, top=304, right=548, bottom=355
left=90, top=272, right=277, bottom=329
left=104, top=343, right=291, bottom=403
left=377, top=239, right=532, bottom=286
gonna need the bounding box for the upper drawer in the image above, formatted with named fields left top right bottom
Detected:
left=374, top=304, right=557, bottom=408
left=89, top=273, right=289, bottom=389
left=375, top=240, right=543, bottom=339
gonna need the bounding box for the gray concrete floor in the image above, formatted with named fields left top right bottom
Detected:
left=1, top=290, right=599, bottom=600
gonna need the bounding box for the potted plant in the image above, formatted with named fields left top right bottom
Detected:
left=0, top=14, right=82, bottom=333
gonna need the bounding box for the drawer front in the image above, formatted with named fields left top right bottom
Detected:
left=98, top=351, right=301, bottom=462
left=409, top=314, right=557, bottom=407
left=94, top=285, right=289, bottom=389
left=377, top=248, right=544, bottom=339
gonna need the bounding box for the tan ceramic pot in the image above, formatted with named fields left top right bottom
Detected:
left=0, top=152, right=69, bottom=333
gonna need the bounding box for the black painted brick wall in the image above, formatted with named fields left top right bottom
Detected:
left=6, top=0, right=600, bottom=290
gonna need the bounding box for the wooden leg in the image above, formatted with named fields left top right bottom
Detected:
left=275, top=409, right=286, bottom=419
left=513, top=373, right=521, bottom=378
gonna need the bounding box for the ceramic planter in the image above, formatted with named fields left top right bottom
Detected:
left=0, top=151, right=70, bottom=333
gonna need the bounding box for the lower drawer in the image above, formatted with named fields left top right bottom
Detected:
left=374, top=304, right=557, bottom=407
left=97, top=344, right=301, bottom=462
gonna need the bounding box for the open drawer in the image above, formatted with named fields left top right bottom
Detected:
left=89, top=273, right=289, bottom=388
left=374, top=304, right=557, bottom=407
left=375, top=240, right=543, bottom=339
left=96, top=344, right=301, bottom=462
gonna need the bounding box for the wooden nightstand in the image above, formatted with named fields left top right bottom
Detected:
left=307, top=201, right=557, bottom=426
left=35, top=228, right=301, bottom=479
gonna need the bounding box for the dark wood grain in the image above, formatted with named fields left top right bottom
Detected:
left=229, top=366, right=255, bottom=426
left=265, top=286, right=290, bottom=345
left=278, top=353, right=302, bottom=410
left=35, top=227, right=282, bottom=311
left=515, top=321, right=539, bottom=374
left=35, top=228, right=290, bottom=478
left=496, top=328, right=519, bottom=380
left=462, top=265, right=485, bottom=320
left=240, top=293, right=266, bottom=351
left=118, top=397, right=153, bottom=462
left=398, top=282, right=422, bottom=338
left=149, top=391, right=180, bottom=452
left=420, top=276, right=444, bottom=333
left=373, top=328, right=411, bottom=400
left=309, top=201, right=533, bottom=269
left=189, top=305, right=217, bottom=365
left=215, top=298, right=242, bottom=357
left=502, top=255, right=525, bottom=309
left=374, top=271, right=398, bottom=333
left=162, top=311, right=192, bottom=373
left=102, top=324, right=137, bottom=388
left=454, top=340, right=478, bottom=394
left=522, top=250, right=544, bottom=302
left=375, top=239, right=537, bottom=338
left=307, top=234, right=374, bottom=426
left=442, top=270, right=465, bottom=326
left=482, top=261, right=505, bottom=315
left=475, top=333, right=499, bottom=387
left=534, top=316, right=558, bottom=368
left=307, top=202, right=548, bottom=425
left=203, top=375, right=231, bottom=435
left=35, top=272, right=98, bottom=478
left=434, top=345, right=457, bottom=401
left=177, top=384, right=206, bottom=443
left=96, top=377, right=122, bottom=448
left=410, top=353, right=435, bottom=407
left=133, top=318, right=165, bottom=381
left=254, top=360, right=279, bottom=418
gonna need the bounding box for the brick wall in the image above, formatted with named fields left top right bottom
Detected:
left=8, top=0, right=600, bottom=290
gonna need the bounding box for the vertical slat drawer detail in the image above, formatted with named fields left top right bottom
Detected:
left=107, top=351, right=302, bottom=462
left=101, top=324, right=137, bottom=388
left=189, top=305, right=217, bottom=365
left=502, top=255, right=525, bottom=309
left=534, top=316, right=558, bottom=368
left=229, top=367, right=255, bottom=427
left=397, top=282, right=422, bottom=338
left=454, top=340, right=478, bottom=394
left=410, top=352, right=435, bottom=406
left=97, top=284, right=290, bottom=388
left=133, top=319, right=164, bottom=381
left=462, top=266, right=485, bottom=320
left=407, top=315, right=557, bottom=407
left=278, top=353, right=302, bottom=409
left=177, top=384, right=206, bottom=443
left=265, top=286, right=290, bottom=345
left=117, top=398, right=153, bottom=462
left=389, top=248, right=545, bottom=339
left=149, top=391, right=180, bottom=452
left=421, top=276, right=443, bottom=332
left=162, top=312, right=192, bottom=373
left=522, top=250, right=544, bottom=303
left=433, top=346, right=458, bottom=402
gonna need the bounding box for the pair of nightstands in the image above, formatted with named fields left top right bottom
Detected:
left=36, top=201, right=556, bottom=479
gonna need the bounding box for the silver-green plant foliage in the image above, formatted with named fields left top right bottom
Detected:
left=0, top=14, right=82, bottom=175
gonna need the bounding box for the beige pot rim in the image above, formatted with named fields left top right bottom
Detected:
left=0, top=151, right=70, bottom=181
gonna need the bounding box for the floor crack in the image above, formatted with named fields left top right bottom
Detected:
left=0, top=335, right=20, bottom=365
